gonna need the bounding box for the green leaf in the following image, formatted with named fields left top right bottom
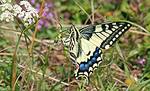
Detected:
left=128, top=50, right=139, bottom=58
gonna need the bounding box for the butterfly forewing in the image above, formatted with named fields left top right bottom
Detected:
left=100, top=22, right=132, bottom=49
left=80, top=22, right=132, bottom=49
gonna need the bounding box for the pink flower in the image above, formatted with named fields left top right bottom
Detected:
left=137, top=58, right=146, bottom=66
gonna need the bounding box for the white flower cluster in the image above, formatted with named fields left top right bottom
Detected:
left=0, top=1, right=39, bottom=26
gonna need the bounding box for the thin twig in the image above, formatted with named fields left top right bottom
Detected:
left=1, top=25, right=149, bottom=36
left=0, top=53, right=38, bottom=56
left=11, top=28, right=24, bottom=91
left=91, top=0, right=94, bottom=24
left=129, top=28, right=150, bottom=36
left=0, top=46, right=15, bottom=52
left=113, top=77, right=127, bottom=86
left=73, top=0, right=92, bottom=23
left=18, top=64, right=69, bottom=86
left=29, top=0, right=45, bottom=55
left=30, top=82, right=34, bottom=91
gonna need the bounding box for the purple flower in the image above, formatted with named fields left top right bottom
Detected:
left=35, top=3, right=40, bottom=12
left=44, top=7, right=49, bottom=12
left=47, top=13, right=53, bottom=19
left=42, top=11, right=48, bottom=16
left=30, top=0, right=35, bottom=5
left=37, top=24, right=42, bottom=29
left=29, top=0, right=54, bottom=30
left=38, top=19, right=44, bottom=25
left=44, top=20, right=49, bottom=28
left=45, top=3, right=53, bottom=8
left=137, top=58, right=146, bottom=66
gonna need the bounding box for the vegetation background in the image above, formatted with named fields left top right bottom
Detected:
left=0, top=0, right=150, bottom=91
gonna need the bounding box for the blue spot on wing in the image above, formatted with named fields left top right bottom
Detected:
left=77, top=47, right=102, bottom=74
left=88, top=60, right=93, bottom=66
left=79, top=63, right=85, bottom=71
left=94, top=52, right=99, bottom=58
left=91, top=57, right=97, bottom=63
left=84, top=64, right=89, bottom=70
left=93, top=47, right=100, bottom=58
left=95, top=47, right=100, bottom=51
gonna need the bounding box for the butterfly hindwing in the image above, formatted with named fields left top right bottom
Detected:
left=75, top=46, right=102, bottom=79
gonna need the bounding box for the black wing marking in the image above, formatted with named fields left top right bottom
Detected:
left=100, top=22, right=132, bottom=49
left=68, top=25, right=81, bottom=64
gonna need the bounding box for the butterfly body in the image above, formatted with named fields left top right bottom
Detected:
left=66, top=22, right=132, bottom=79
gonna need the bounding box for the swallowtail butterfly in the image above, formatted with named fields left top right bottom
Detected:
left=66, top=22, right=132, bottom=79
